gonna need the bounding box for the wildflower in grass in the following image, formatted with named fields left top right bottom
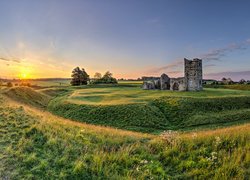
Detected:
left=211, top=152, right=217, bottom=161
left=140, top=159, right=148, bottom=164
left=215, top=136, right=221, bottom=145
left=206, top=151, right=218, bottom=166
left=136, top=166, right=140, bottom=171
left=214, top=136, right=222, bottom=150
left=160, top=130, right=180, bottom=146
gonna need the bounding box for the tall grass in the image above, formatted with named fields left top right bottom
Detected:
left=3, top=87, right=51, bottom=108
left=1, top=99, right=249, bottom=179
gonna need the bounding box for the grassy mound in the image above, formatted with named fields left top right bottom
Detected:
left=38, top=87, right=70, bottom=97
left=65, top=86, right=250, bottom=105
left=152, top=96, right=250, bottom=129
left=3, top=87, right=50, bottom=108
left=1, top=101, right=249, bottom=179
left=48, top=96, right=167, bottom=133
left=48, top=95, right=250, bottom=133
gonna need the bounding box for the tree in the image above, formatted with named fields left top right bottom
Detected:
left=227, top=78, right=234, bottom=85
left=102, top=71, right=112, bottom=79
left=239, top=79, right=246, bottom=84
left=221, top=77, right=227, bottom=82
left=91, top=71, right=117, bottom=84
left=102, top=71, right=117, bottom=84
left=70, top=67, right=89, bottom=86
left=221, top=77, right=233, bottom=85
left=94, top=72, right=102, bottom=79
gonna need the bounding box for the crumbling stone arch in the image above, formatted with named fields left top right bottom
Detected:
left=172, top=82, right=179, bottom=91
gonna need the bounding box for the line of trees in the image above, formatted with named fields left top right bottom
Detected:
left=209, top=77, right=250, bottom=85
left=91, top=71, right=117, bottom=84
left=70, top=67, right=117, bottom=86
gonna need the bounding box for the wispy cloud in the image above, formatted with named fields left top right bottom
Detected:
left=204, top=64, right=216, bottom=68
left=143, top=38, right=250, bottom=77
left=201, top=39, right=250, bottom=61
left=146, top=17, right=161, bottom=24
left=144, top=59, right=183, bottom=74
left=0, top=57, right=21, bottom=63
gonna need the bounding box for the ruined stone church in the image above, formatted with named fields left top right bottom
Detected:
left=142, top=58, right=203, bottom=91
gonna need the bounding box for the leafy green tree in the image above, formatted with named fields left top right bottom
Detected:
left=94, top=72, right=102, bottom=79
left=102, top=71, right=112, bottom=79
left=221, top=77, right=226, bottom=81
left=92, top=71, right=117, bottom=84
left=70, top=67, right=89, bottom=86
left=102, top=71, right=117, bottom=84
left=239, top=79, right=246, bottom=84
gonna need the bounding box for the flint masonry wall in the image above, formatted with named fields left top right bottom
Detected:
left=170, top=77, right=186, bottom=91
left=184, top=58, right=203, bottom=91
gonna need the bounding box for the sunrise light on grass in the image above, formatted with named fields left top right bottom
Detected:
left=0, top=0, right=250, bottom=179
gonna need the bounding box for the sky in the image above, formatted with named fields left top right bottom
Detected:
left=0, top=0, right=250, bottom=81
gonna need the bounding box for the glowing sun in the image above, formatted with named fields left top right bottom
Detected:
left=19, top=68, right=32, bottom=79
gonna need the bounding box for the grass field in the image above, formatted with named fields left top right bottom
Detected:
left=1, top=82, right=250, bottom=179
left=1, top=93, right=249, bottom=179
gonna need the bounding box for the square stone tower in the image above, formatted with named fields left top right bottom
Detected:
left=184, top=58, right=203, bottom=91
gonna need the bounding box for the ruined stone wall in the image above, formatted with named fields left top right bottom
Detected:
left=184, top=58, right=203, bottom=91
left=142, top=58, right=203, bottom=91
left=170, top=77, right=186, bottom=91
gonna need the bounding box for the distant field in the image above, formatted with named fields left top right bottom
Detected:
left=26, top=79, right=70, bottom=87
left=0, top=80, right=142, bottom=87
left=204, top=84, right=250, bottom=91
left=0, top=79, right=71, bottom=87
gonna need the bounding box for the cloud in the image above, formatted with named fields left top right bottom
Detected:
left=146, top=17, right=161, bottom=24
left=144, top=59, right=183, bottom=74
left=204, top=64, right=216, bottom=68
left=0, top=57, right=21, bottom=63
left=142, top=38, right=250, bottom=78
left=201, top=39, right=250, bottom=61
left=205, top=71, right=250, bottom=81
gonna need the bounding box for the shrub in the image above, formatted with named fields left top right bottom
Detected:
left=7, top=82, right=13, bottom=87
